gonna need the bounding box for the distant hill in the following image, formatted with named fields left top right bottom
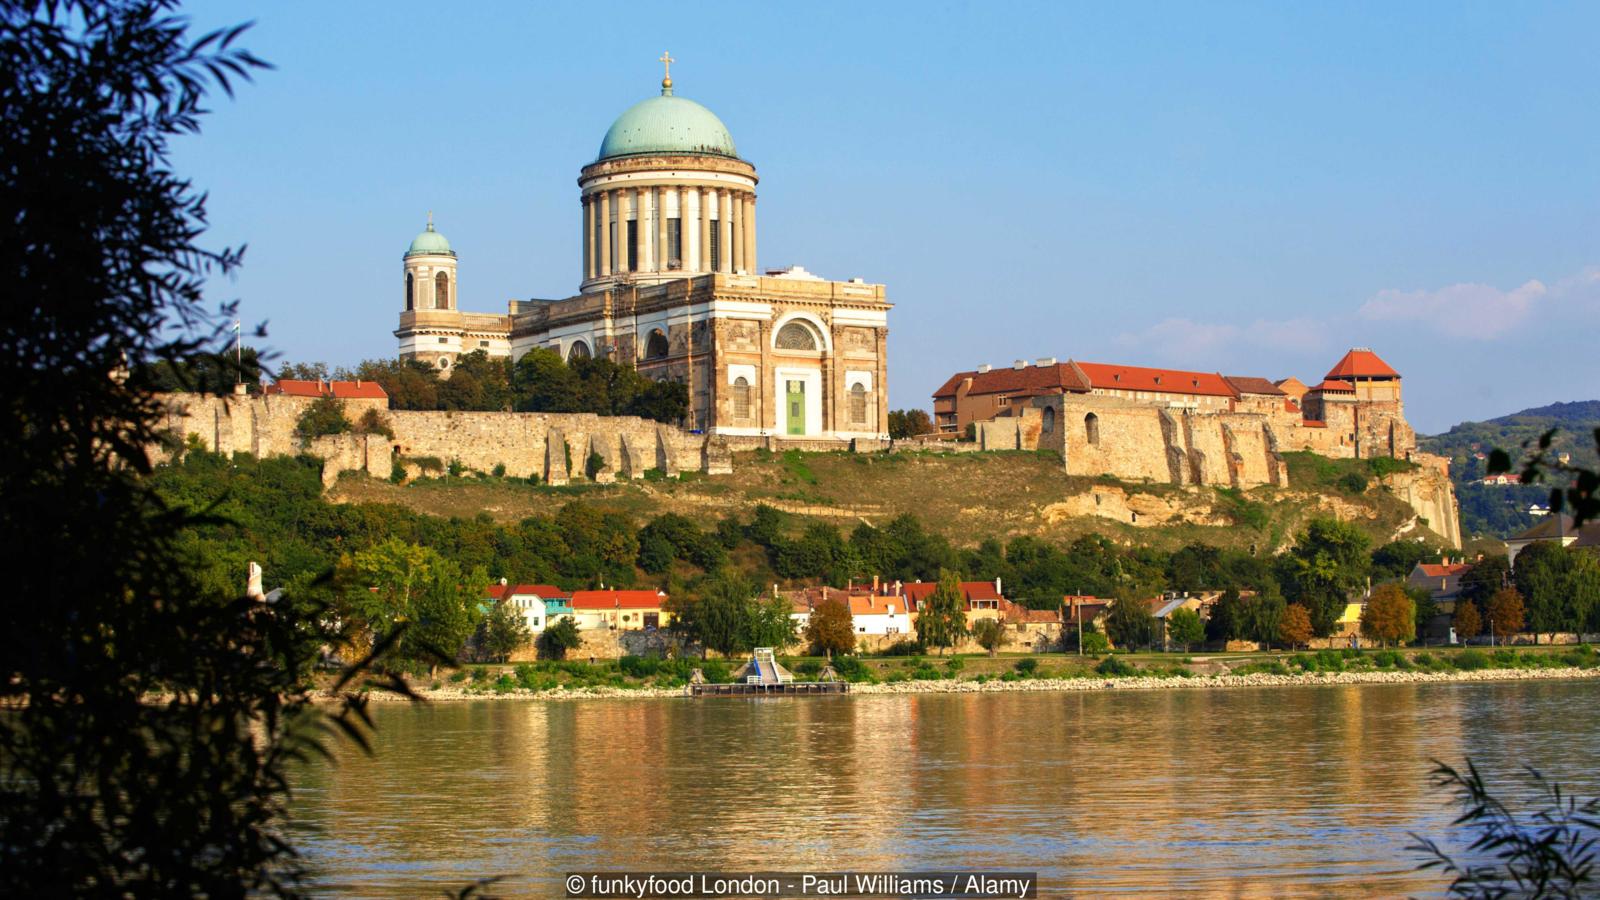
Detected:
left=1419, top=400, right=1600, bottom=540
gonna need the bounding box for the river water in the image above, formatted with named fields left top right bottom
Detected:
left=290, top=680, right=1600, bottom=898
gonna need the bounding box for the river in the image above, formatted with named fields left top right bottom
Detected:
left=289, top=679, right=1600, bottom=898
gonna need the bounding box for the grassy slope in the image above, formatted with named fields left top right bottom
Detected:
left=331, top=448, right=1430, bottom=553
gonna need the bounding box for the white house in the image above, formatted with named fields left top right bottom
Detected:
left=485, top=582, right=572, bottom=634
left=849, top=594, right=909, bottom=636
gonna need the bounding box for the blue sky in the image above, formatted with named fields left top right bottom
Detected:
left=177, top=1, right=1600, bottom=433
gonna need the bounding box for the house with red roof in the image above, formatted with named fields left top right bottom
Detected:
left=484, top=581, right=573, bottom=634
left=569, top=589, right=671, bottom=631
left=1406, top=560, right=1473, bottom=606
left=898, top=578, right=1006, bottom=627
left=264, top=379, right=389, bottom=401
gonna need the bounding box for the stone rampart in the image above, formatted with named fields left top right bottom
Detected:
left=154, top=393, right=720, bottom=485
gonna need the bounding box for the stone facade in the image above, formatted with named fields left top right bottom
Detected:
left=154, top=393, right=730, bottom=486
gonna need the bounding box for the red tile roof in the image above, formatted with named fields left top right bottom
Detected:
left=1416, top=563, right=1472, bottom=578
left=901, top=581, right=1004, bottom=607
left=1000, top=599, right=1061, bottom=625
left=569, top=589, right=667, bottom=610
left=1325, top=349, right=1399, bottom=380
left=484, top=583, right=571, bottom=601
left=1301, top=419, right=1327, bottom=428
left=1311, top=379, right=1355, bottom=393
left=1074, top=362, right=1236, bottom=398
left=931, top=363, right=1090, bottom=400
left=848, top=595, right=906, bottom=616
left=265, top=379, right=388, bottom=400
left=1224, top=375, right=1286, bottom=397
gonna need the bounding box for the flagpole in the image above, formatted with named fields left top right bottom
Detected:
left=234, top=319, right=242, bottom=385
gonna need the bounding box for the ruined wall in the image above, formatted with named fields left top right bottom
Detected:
left=154, top=393, right=725, bottom=485
left=1385, top=454, right=1462, bottom=548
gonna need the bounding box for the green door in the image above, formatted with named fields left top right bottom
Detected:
left=786, top=380, right=806, bottom=435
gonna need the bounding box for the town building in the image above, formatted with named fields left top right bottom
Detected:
left=569, top=589, right=671, bottom=631
left=1406, top=560, right=1473, bottom=606
left=1506, top=515, right=1600, bottom=568
left=899, top=579, right=1006, bottom=628
left=484, top=582, right=572, bottom=634
left=395, top=59, right=891, bottom=444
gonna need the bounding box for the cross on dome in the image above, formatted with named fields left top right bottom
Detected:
left=659, top=51, right=674, bottom=95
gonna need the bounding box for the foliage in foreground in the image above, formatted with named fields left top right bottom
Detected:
left=1410, top=759, right=1598, bottom=898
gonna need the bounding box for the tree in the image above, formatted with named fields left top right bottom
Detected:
left=805, top=598, right=856, bottom=658
left=1279, top=518, right=1371, bottom=636
left=742, top=592, right=798, bottom=650
left=915, top=569, right=968, bottom=655
left=1205, top=588, right=1242, bottom=642
left=1371, top=539, right=1446, bottom=582
left=294, top=394, right=351, bottom=441
left=1454, top=600, right=1483, bottom=641
left=671, top=568, right=756, bottom=657
left=479, top=600, right=531, bottom=663
left=1514, top=541, right=1575, bottom=641
left=888, top=408, right=934, bottom=439
left=341, top=538, right=482, bottom=670
left=1360, top=583, right=1417, bottom=647
left=1167, top=543, right=1224, bottom=593
left=538, top=616, right=582, bottom=660
left=1279, top=604, right=1314, bottom=649
left=1240, top=586, right=1287, bottom=646
left=970, top=617, right=1009, bottom=657
left=1166, top=607, right=1206, bottom=651
left=512, top=347, right=583, bottom=413
left=1458, top=555, right=1510, bottom=608
left=145, top=344, right=264, bottom=394
left=0, top=5, right=404, bottom=894
left=1485, top=587, right=1526, bottom=641
left=1105, top=592, right=1157, bottom=650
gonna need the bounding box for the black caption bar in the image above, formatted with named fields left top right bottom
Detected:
left=564, top=872, right=1039, bottom=899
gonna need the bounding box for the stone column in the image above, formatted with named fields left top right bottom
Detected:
left=630, top=187, right=643, bottom=272
left=743, top=194, right=757, bottom=274
left=718, top=189, right=733, bottom=274
left=759, top=320, right=774, bottom=432
left=699, top=187, right=712, bottom=273
left=582, top=193, right=594, bottom=281
left=875, top=327, right=890, bottom=436
left=656, top=186, right=669, bottom=271
left=595, top=187, right=604, bottom=275
left=682, top=187, right=697, bottom=273
left=729, top=191, right=743, bottom=274
left=619, top=189, right=634, bottom=272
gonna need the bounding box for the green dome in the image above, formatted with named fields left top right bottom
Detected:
left=405, top=220, right=454, bottom=258
left=597, top=89, right=738, bottom=161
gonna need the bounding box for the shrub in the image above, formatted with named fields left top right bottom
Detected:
left=447, top=458, right=465, bottom=478
left=944, top=657, right=965, bottom=675
left=1289, top=652, right=1317, bottom=671
left=831, top=656, right=872, bottom=683
left=792, top=659, right=823, bottom=677
left=387, top=464, right=405, bottom=484
left=882, top=639, right=924, bottom=656
left=448, top=669, right=469, bottom=683
left=1014, top=657, right=1039, bottom=676
left=1372, top=649, right=1403, bottom=668
left=1234, top=661, right=1292, bottom=676
left=1337, top=472, right=1369, bottom=494
left=1315, top=649, right=1346, bottom=672
left=1455, top=649, right=1489, bottom=671
left=1096, top=655, right=1136, bottom=677
left=1080, top=631, right=1111, bottom=654
left=910, top=663, right=942, bottom=681
left=491, top=463, right=506, bottom=478
left=294, top=395, right=351, bottom=442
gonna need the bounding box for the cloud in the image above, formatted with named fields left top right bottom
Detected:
left=1357, top=279, right=1548, bottom=339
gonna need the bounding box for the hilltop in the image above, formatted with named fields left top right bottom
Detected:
left=1419, top=400, right=1600, bottom=539
left=330, top=448, right=1447, bottom=555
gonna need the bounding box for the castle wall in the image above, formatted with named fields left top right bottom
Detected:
left=154, top=393, right=721, bottom=485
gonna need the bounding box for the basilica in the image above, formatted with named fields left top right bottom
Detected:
left=395, top=59, right=892, bottom=443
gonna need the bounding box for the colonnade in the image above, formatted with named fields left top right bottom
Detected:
left=582, top=185, right=756, bottom=282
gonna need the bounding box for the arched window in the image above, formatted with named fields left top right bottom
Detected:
left=1085, top=412, right=1100, bottom=446
left=1042, top=406, right=1055, bottom=434
left=567, top=340, right=591, bottom=362
left=644, top=329, right=669, bottom=360
left=775, top=321, right=818, bottom=351
left=405, top=273, right=414, bottom=311
left=434, top=271, right=449, bottom=310
left=733, top=376, right=751, bottom=419
left=849, top=382, right=867, bottom=425
left=438, top=357, right=450, bottom=369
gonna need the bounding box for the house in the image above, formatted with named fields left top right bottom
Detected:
left=1149, top=595, right=1205, bottom=648
left=1406, top=560, right=1473, bottom=607
left=900, top=578, right=1005, bottom=627
left=1063, top=596, right=1110, bottom=630
left=1479, top=472, right=1522, bottom=486
left=569, top=589, right=671, bottom=631
left=483, top=582, right=573, bottom=634
left=847, top=594, right=910, bottom=636
left=1504, top=515, right=1599, bottom=568
left=998, top=599, right=1063, bottom=650
left=776, top=585, right=854, bottom=633
left=263, top=378, right=389, bottom=400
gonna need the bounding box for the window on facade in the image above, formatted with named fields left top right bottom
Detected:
left=644, top=330, right=669, bottom=360
left=438, top=337, right=447, bottom=344
left=850, top=383, right=867, bottom=424
left=567, top=340, right=591, bottom=361
left=709, top=225, right=721, bottom=271
left=479, top=340, right=489, bottom=347
left=405, top=273, right=414, bottom=310
left=1042, top=406, right=1055, bottom=434
left=626, top=220, right=638, bottom=271
left=1085, top=412, right=1100, bottom=445
left=434, top=271, right=450, bottom=310
left=733, top=376, right=751, bottom=419
left=667, top=218, right=682, bottom=268
left=775, top=321, right=818, bottom=351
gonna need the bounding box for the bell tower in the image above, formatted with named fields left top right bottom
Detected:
left=395, top=213, right=466, bottom=373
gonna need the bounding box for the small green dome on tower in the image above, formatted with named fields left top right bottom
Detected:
left=597, top=62, right=738, bottom=162
left=405, top=215, right=454, bottom=258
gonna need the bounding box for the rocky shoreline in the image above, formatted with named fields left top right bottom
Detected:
left=339, top=665, right=1600, bottom=704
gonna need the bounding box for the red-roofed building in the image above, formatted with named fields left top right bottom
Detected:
left=483, top=581, right=573, bottom=633
left=899, top=579, right=1006, bottom=626
left=569, top=589, right=671, bottom=630
left=264, top=379, right=389, bottom=401
left=1407, top=559, right=1474, bottom=606
left=931, top=360, right=1089, bottom=434
left=1074, top=361, right=1237, bottom=411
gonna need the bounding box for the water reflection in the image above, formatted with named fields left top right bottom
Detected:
left=290, top=681, right=1600, bottom=898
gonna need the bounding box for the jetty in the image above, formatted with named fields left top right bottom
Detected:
left=688, top=648, right=850, bottom=697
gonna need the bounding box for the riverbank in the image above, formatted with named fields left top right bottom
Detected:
left=342, top=664, right=1600, bottom=703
